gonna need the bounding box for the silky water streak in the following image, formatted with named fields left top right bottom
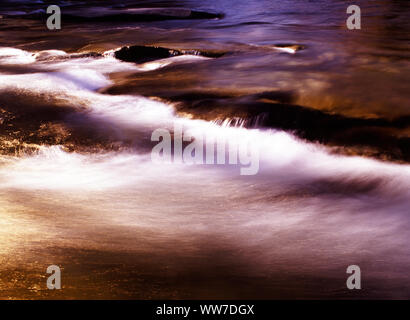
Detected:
left=151, top=122, right=260, bottom=175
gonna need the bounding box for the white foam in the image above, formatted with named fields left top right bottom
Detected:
left=136, top=55, right=209, bottom=71
left=0, top=47, right=36, bottom=64
left=0, top=146, right=148, bottom=190
left=33, top=49, right=67, bottom=60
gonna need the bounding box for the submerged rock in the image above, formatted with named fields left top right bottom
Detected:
left=160, top=90, right=410, bottom=163
left=68, top=7, right=224, bottom=22
left=17, top=7, right=224, bottom=22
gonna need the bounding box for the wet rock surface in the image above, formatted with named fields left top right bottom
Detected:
left=0, top=91, right=152, bottom=155
left=168, top=91, right=410, bottom=162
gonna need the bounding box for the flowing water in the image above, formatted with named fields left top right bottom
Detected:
left=0, top=0, right=409, bottom=299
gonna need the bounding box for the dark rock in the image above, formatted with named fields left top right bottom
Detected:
left=163, top=90, right=410, bottom=163
left=114, top=45, right=225, bottom=64
left=114, top=45, right=181, bottom=64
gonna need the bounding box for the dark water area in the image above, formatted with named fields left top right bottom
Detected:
left=0, top=0, right=410, bottom=300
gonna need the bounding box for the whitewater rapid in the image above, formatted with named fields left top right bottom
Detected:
left=1, top=47, right=410, bottom=298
